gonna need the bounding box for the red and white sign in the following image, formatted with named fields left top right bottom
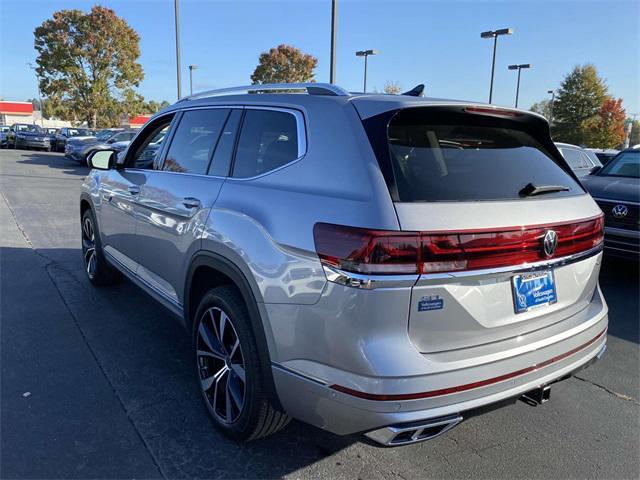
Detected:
left=0, top=101, right=33, bottom=115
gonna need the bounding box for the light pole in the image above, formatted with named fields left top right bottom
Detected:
left=481, top=28, right=513, bottom=103
left=330, top=0, right=337, bottom=84
left=188, top=65, right=197, bottom=95
left=508, top=63, right=531, bottom=108
left=27, top=62, right=43, bottom=126
left=355, top=49, right=378, bottom=93
left=174, top=0, right=182, bottom=99
left=547, top=89, right=556, bottom=125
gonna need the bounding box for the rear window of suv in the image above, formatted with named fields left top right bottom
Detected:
left=367, top=107, right=582, bottom=202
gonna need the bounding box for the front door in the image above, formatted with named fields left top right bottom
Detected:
left=133, top=108, right=241, bottom=306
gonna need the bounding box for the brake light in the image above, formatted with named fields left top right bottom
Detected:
left=313, top=215, right=604, bottom=275
left=464, top=106, right=523, bottom=117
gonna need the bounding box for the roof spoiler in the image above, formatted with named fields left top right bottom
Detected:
left=402, top=84, right=425, bottom=97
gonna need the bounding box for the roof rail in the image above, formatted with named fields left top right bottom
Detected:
left=179, top=83, right=349, bottom=102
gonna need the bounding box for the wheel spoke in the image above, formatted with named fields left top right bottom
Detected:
left=198, top=322, right=224, bottom=357
left=225, top=377, right=233, bottom=421
left=229, top=339, right=240, bottom=359
left=197, top=349, right=224, bottom=361
left=201, top=364, right=227, bottom=392
left=219, top=311, right=228, bottom=346
left=227, top=375, right=244, bottom=410
left=86, top=251, right=96, bottom=276
left=229, top=362, right=246, bottom=384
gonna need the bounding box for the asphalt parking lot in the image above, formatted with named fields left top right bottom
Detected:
left=1, top=148, right=639, bottom=480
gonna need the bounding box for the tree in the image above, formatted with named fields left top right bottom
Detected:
left=250, top=44, right=317, bottom=84
left=383, top=81, right=402, bottom=95
left=583, top=98, right=626, bottom=148
left=530, top=99, right=553, bottom=122
left=34, top=6, right=144, bottom=128
left=551, top=64, right=608, bottom=145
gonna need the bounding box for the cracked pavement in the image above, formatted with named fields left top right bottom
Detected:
left=1, top=149, right=639, bottom=479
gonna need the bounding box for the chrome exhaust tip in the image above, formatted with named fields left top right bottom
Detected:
left=364, top=414, right=463, bottom=446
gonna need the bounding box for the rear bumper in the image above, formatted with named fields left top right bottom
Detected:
left=271, top=287, right=608, bottom=437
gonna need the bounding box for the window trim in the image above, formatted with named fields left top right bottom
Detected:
left=228, top=106, right=307, bottom=181
left=121, top=112, right=177, bottom=169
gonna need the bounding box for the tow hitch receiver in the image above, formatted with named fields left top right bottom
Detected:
left=521, top=385, right=551, bottom=405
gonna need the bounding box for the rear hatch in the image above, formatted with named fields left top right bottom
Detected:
left=357, top=103, right=604, bottom=353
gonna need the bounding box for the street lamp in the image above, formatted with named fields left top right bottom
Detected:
left=547, top=89, right=556, bottom=125
left=508, top=63, right=531, bottom=108
left=27, top=62, right=43, bottom=127
left=480, top=28, right=513, bottom=103
left=330, top=0, right=337, bottom=83
left=174, top=0, right=182, bottom=99
left=355, top=49, right=378, bottom=93
left=188, top=65, right=197, bottom=95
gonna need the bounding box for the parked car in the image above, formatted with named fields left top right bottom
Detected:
left=581, top=149, right=639, bottom=259
left=0, top=126, right=10, bottom=148
left=586, top=148, right=619, bottom=166
left=44, top=128, right=59, bottom=150
left=8, top=123, right=52, bottom=151
left=80, top=83, right=607, bottom=446
left=555, top=142, right=602, bottom=176
left=66, top=129, right=136, bottom=164
left=54, top=127, right=92, bottom=152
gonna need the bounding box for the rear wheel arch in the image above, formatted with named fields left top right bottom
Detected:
left=185, top=252, right=283, bottom=411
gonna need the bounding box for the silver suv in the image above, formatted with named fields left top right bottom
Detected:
left=80, top=83, right=608, bottom=446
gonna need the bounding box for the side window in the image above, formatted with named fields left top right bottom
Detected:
left=232, top=109, right=299, bottom=178
left=126, top=115, right=174, bottom=169
left=209, top=109, right=242, bottom=177
left=163, top=109, right=229, bottom=174
left=561, top=148, right=587, bottom=169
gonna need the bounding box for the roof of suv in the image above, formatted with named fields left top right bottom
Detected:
left=156, top=83, right=546, bottom=122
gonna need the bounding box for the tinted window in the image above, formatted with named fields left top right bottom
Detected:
left=67, top=128, right=89, bottom=136
left=209, top=109, right=242, bottom=177
left=560, top=148, right=589, bottom=169
left=163, top=109, right=229, bottom=174
left=111, top=131, right=136, bottom=143
left=599, top=152, right=639, bottom=178
left=383, top=109, right=581, bottom=201
left=232, top=109, right=299, bottom=178
left=132, top=125, right=170, bottom=169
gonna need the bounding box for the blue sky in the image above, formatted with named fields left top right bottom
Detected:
left=1, top=0, right=638, bottom=113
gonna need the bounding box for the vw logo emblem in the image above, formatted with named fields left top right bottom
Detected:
left=543, top=230, right=558, bottom=257
left=612, top=204, right=628, bottom=218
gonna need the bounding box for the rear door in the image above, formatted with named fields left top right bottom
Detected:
left=132, top=107, right=242, bottom=305
left=359, top=105, right=603, bottom=353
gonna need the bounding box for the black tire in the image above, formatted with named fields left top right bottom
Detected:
left=81, top=208, right=121, bottom=286
left=193, top=285, right=290, bottom=441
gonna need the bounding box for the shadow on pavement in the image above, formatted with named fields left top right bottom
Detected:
left=599, top=255, right=639, bottom=345
left=15, top=151, right=88, bottom=177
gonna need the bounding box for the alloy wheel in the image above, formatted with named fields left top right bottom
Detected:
left=81, top=216, right=97, bottom=279
left=197, top=307, right=246, bottom=424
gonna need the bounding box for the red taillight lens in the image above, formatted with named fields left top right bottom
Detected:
left=314, top=215, right=604, bottom=275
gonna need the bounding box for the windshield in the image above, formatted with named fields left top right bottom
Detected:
left=96, top=130, right=117, bottom=141
left=379, top=108, right=582, bottom=202
left=46, top=128, right=57, bottom=134
left=0, top=126, right=9, bottom=132
left=16, top=124, right=42, bottom=133
left=68, top=128, right=90, bottom=137
left=598, top=151, right=640, bottom=178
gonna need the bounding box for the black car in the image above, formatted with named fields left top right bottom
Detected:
left=7, top=124, right=52, bottom=151
left=581, top=149, right=640, bottom=259
left=54, top=127, right=92, bottom=152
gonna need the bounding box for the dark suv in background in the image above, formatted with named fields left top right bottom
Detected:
left=54, top=127, right=92, bottom=152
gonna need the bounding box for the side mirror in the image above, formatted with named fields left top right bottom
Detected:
left=589, top=166, right=602, bottom=175
left=88, top=150, right=116, bottom=170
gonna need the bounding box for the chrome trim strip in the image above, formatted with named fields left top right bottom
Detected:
left=322, top=245, right=603, bottom=289
left=593, top=197, right=640, bottom=206
left=604, top=227, right=639, bottom=239
left=322, top=264, right=418, bottom=289
left=418, top=244, right=603, bottom=283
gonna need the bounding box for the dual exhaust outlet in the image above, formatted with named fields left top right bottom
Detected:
left=365, top=385, right=551, bottom=446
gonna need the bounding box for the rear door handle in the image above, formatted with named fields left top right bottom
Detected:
left=182, top=197, right=201, bottom=209
left=128, top=186, right=140, bottom=195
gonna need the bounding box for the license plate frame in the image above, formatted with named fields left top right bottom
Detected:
left=512, top=270, right=557, bottom=314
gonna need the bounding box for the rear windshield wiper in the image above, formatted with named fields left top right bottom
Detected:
left=519, top=183, right=570, bottom=197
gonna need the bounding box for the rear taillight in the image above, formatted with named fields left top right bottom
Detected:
left=313, top=215, right=604, bottom=275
